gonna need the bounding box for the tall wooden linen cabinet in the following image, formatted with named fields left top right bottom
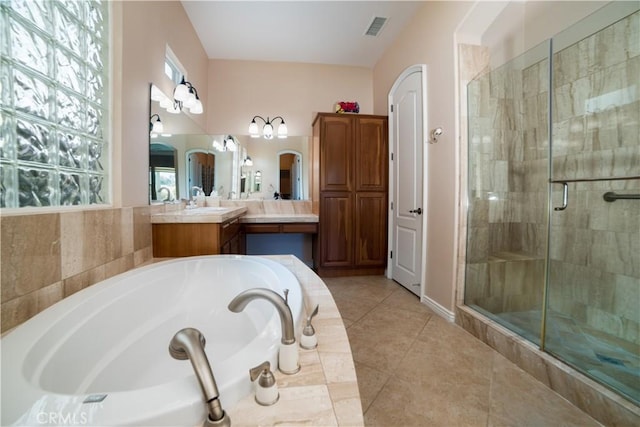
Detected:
left=311, top=113, right=388, bottom=277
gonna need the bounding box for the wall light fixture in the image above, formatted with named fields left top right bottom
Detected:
left=171, top=77, right=203, bottom=115
left=149, top=114, right=164, bottom=134
left=248, top=116, right=287, bottom=139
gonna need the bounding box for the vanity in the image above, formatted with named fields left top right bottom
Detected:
left=151, top=207, right=247, bottom=257
left=151, top=202, right=319, bottom=263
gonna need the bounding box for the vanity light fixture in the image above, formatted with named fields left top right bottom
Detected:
left=244, top=156, right=253, bottom=166
left=149, top=114, right=164, bottom=134
left=171, top=77, right=203, bottom=115
left=224, top=135, right=237, bottom=151
left=213, top=135, right=237, bottom=152
left=248, top=116, right=287, bottom=139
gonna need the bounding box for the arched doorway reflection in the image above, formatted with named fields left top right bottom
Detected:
left=277, top=150, right=302, bottom=200
left=187, top=150, right=216, bottom=196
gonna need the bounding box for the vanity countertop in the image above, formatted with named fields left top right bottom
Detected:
left=240, top=213, right=319, bottom=223
left=150, top=206, right=247, bottom=223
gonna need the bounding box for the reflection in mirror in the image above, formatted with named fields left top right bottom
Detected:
left=187, top=150, right=215, bottom=196
left=239, top=136, right=310, bottom=200
left=278, top=150, right=302, bottom=200
left=149, top=84, right=310, bottom=202
left=149, top=143, right=177, bottom=202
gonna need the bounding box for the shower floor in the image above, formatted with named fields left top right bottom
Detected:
left=495, top=309, right=640, bottom=405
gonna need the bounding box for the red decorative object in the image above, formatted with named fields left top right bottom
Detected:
left=335, top=101, right=360, bottom=113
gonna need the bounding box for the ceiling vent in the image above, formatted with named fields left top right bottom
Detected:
left=365, top=16, right=387, bottom=37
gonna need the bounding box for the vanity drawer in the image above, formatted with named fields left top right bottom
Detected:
left=244, top=223, right=281, bottom=233
left=281, top=223, right=318, bottom=234
left=243, top=223, right=318, bottom=234
left=221, top=218, right=241, bottom=243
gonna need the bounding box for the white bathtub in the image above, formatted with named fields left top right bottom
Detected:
left=1, top=255, right=304, bottom=426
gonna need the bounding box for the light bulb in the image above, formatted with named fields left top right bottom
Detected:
left=183, top=91, right=196, bottom=109
left=159, top=97, right=172, bottom=109
left=277, top=122, right=288, bottom=138
left=189, top=99, right=203, bottom=114
left=166, top=102, right=181, bottom=114
left=173, top=83, right=190, bottom=101
left=263, top=123, right=274, bottom=139
left=151, top=119, right=163, bottom=134
left=248, top=120, right=259, bottom=136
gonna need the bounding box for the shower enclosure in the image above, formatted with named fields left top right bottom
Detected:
left=465, top=5, right=639, bottom=406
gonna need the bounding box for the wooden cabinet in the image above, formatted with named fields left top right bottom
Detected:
left=320, top=192, right=354, bottom=267
left=152, top=217, right=243, bottom=257
left=312, top=113, right=388, bottom=276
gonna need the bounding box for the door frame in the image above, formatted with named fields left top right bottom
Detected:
left=387, top=64, right=428, bottom=297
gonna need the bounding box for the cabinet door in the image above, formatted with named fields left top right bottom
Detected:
left=320, top=192, right=353, bottom=267
left=355, top=192, right=388, bottom=266
left=355, top=117, right=388, bottom=192
left=320, top=116, right=353, bottom=192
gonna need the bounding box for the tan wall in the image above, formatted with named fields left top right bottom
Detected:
left=120, top=0, right=209, bottom=207
left=206, top=59, right=373, bottom=136
left=372, top=1, right=475, bottom=312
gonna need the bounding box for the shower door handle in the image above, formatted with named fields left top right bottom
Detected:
left=554, top=182, right=568, bottom=211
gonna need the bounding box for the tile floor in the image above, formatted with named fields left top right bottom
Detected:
left=322, top=275, right=602, bottom=427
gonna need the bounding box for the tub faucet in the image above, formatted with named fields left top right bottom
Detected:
left=169, top=328, right=231, bottom=427
left=192, top=186, right=203, bottom=198
left=228, top=288, right=300, bottom=374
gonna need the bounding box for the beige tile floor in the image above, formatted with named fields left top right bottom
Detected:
left=322, top=275, right=603, bottom=427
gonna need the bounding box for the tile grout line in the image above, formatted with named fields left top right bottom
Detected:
left=360, top=304, right=434, bottom=420
left=486, top=352, right=496, bottom=427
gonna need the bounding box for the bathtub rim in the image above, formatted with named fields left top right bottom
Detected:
left=1, top=255, right=304, bottom=426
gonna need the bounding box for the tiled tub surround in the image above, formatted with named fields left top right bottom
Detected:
left=228, top=255, right=363, bottom=426
left=0, top=203, right=180, bottom=333
left=1, top=200, right=319, bottom=333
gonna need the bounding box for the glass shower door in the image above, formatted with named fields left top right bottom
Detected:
left=465, top=41, right=550, bottom=345
left=545, top=9, right=640, bottom=405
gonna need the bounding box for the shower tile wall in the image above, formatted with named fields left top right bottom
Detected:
left=548, top=11, right=639, bottom=344
left=0, top=205, right=161, bottom=333
left=466, top=52, right=549, bottom=316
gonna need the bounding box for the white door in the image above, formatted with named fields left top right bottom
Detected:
left=389, top=67, right=425, bottom=296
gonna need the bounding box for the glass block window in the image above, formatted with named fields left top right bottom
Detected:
left=0, top=0, right=109, bottom=208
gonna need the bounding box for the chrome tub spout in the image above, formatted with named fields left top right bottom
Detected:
left=169, top=328, right=231, bottom=427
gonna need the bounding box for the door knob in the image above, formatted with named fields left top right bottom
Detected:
left=409, top=208, right=422, bottom=215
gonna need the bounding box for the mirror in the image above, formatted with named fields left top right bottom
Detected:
left=149, top=84, right=310, bottom=202
left=149, top=143, right=178, bottom=202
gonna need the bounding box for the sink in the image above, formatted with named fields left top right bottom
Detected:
left=182, top=207, right=229, bottom=214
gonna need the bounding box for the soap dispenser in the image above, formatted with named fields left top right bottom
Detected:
left=300, top=304, right=319, bottom=350
left=249, top=361, right=279, bottom=406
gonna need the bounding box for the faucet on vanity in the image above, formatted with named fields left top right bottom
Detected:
left=228, top=288, right=300, bottom=374
left=192, top=186, right=203, bottom=198
left=158, top=186, right=173, bottom=202
left=169, top=328, right=231, bottom=427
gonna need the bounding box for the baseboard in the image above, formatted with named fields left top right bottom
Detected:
left=316, top=267, right=386, bottom=277
left=421, top=295, right=455, bottom=322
